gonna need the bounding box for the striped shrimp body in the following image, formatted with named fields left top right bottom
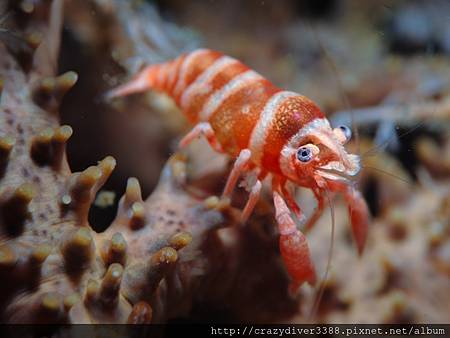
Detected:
left=109, top=49, right=370, bottom=291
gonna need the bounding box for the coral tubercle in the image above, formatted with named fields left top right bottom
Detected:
left=0, top=0, right=229, bottom=324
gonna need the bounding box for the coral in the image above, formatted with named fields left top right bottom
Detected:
left=415, top=135, right=450, bottom=177
left=294, top=176, right=450, bottom=323
left=0, top=0, right=296, bottom=324
left=0, top=1, right=183, bottom=323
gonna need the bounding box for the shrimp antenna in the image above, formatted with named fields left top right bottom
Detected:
left=361, top=120, right=425, bottom=159
left=307, top=21, right=357, bottom=320
left=361, top=78, right=439, bottom=161
left=307, top=21, right=360, bottom=155
left=308, top=187, right=335, bottom=320
left=361, top=165, right=412, bottom=185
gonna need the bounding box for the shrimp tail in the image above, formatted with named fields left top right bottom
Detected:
left=106, top=66, right=157, bottom=100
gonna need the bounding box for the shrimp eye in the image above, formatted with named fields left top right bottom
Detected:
left=339, top=125, right=352, bottom=141
left=297, top=147, right=313, bottom=162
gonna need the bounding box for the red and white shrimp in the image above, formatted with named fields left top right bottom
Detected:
left=108, top=48, right=370, bottom=292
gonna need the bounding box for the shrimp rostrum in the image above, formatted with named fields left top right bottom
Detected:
left=108, top=49, right=370, bottom=292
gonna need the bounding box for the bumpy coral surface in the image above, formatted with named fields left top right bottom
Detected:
left=0, top=0, right=296, bottom=324
left=0, top=0, right=199, bottom=324
left=295, top=177, right=450, bottom=323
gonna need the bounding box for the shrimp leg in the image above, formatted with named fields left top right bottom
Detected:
left=219, top=149, right=262, bottom=223
left=222, top=149, right=252, bottom=197
left=280, top=183, right=325, bottom=231
left=241, top=179, right=262, bottom=223
left=273, top=191, right=316, bottom=292
left=179, top=122, right=223, bottom=152
left=304, top=191, right=325, bottom=231
left=280, top=183, right=303, bottom=221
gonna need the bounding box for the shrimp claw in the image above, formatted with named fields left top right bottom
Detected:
left=273, top=191, right=316, bottom=292
left=344, top=187, right=369, bottom=255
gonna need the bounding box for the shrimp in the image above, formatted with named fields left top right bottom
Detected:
left=108, top=48, right=370, bottom=292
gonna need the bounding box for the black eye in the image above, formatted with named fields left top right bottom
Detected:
left=297, top=147, right=313, bottom=162
left=339, top=125, right=352, bottom=141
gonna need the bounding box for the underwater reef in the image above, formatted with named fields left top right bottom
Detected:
left=0, top=0, right=449, bottom=325
left=0, top=0, right=295, bottom=324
